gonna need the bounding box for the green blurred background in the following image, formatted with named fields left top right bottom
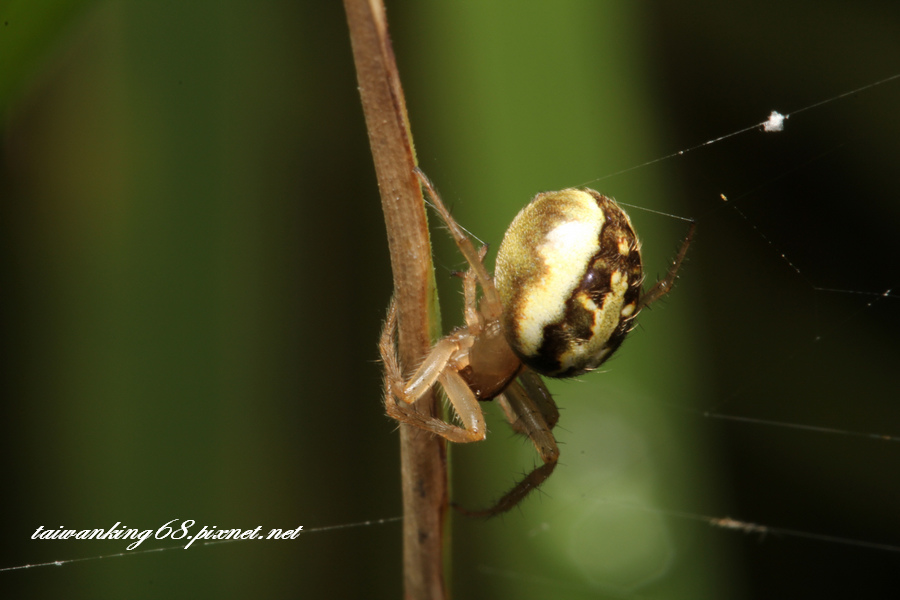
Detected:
left=2, top=1, right=899, bottom=598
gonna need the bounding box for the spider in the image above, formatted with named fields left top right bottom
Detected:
left=380, top=168, right=694, bottom=517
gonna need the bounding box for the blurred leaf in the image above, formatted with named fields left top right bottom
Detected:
left=0, top=0, right=96, bottom=114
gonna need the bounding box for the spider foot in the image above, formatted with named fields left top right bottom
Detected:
left=451, top=460, right=557, bottom=518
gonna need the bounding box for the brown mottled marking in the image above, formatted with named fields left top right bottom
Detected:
left=495, top=189, right=643, bottom=377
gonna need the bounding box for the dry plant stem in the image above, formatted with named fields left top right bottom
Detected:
left=343, top=1, right=448, bottom=599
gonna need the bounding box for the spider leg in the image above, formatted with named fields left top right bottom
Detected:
left=498, top=377, right=559, bottom=462
left=380, top=298, right=486, bottom=443
left=517, top=367, right=559, bottom=430
left=454, top=373, right=560, bottom=517
left=415, top=168, right=504, bottom=321
left=638, top=221, right=696, bottom=311
left=460, top=245, right=489, bottom=335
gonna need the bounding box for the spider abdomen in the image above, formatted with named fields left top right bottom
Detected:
left=494, top=189, right=643, bottom=378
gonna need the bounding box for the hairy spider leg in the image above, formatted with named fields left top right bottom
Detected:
left=415, top=168, right=504, bottom=322
left=638, top=221, right=696, bottom=310
left=380, top=298, right=486, bottom=443
left=453, top=371, right=561, bottom=518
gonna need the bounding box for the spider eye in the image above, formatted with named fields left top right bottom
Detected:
left=494, top=189, right=643, bottom=378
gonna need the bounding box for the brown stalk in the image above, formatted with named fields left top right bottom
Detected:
left=343, top=1, right=448, bottom=598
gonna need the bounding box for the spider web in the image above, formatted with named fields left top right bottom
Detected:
left=422, top=5, right=900, bottom=597
left=446, top=75, right=900, bottom=599
left=5, top=65, right=896, bottom=598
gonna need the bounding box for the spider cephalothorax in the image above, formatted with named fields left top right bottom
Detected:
left=380, top=169, right=694, bottom=516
